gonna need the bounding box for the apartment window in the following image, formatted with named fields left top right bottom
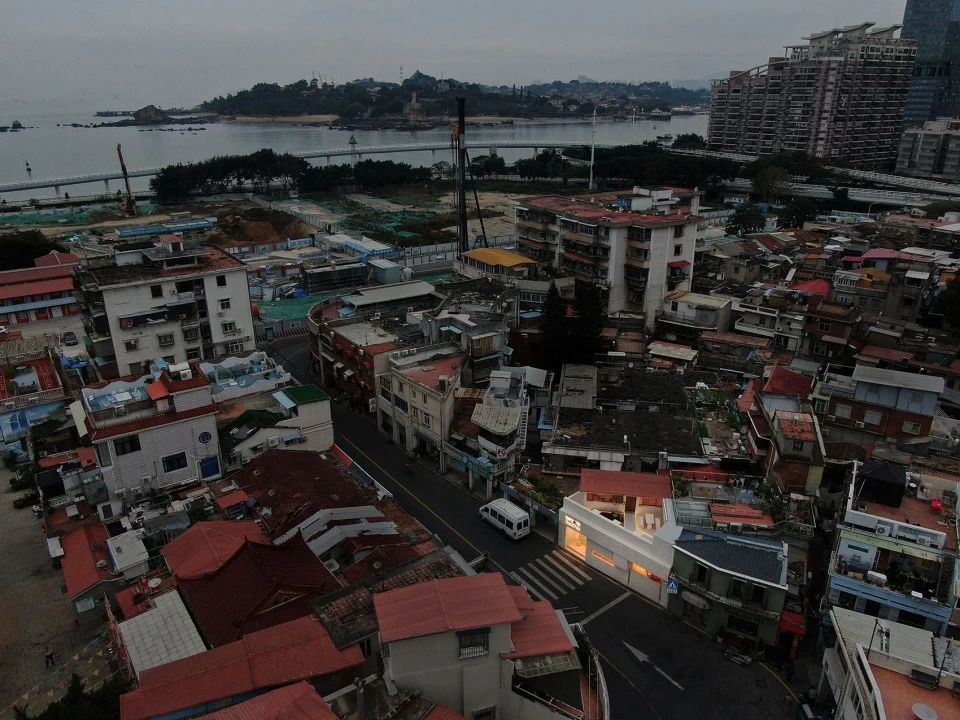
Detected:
left=380, top=385, right=392, bottom=402
left=694, top=563, right=709, bottom=584
left=910, top=390, right=923, bottom=403
left=114, top=436, right=141, bottom=456
left=124, top=339, right=140, bottom=352
left=673, top=244, right=683, bottom=256
left=412, top=408, right=419, bottom=420
left=394, top=397, right=408, bottom=413
left=673, top=225, right=684, bottom=238
left=162, top=452, right=188, bottom=473
left=150, top=285, right=163, bottom=299
left=216, top=274, right=227, bottom=287
left=227, top=340, right=244, bottom=354
left=818, top=321, right=832, bottom=332
left=157, top=333, right=175, bottom=347
left=792, top=440, right=805, bottom=451
left=902, top=420, right=921, bottom=435
left=186, top=348, right=201, bottom=361
left=162, top=355, right=175, bottom=364
left=95, top=443, right=112, bottom=468
left=396, top=382, right=405, bottom=396
left=863, top=409, right=882, bottom=426
left=750, top=585, right=765, bottom=606
left=422, top=392, right=428, bottom=404
left=835, top=403, right=852, bottom=419
left=458, top=628, right=490, bottom=660
left=423, top=413, right=431, bottom=428
left=671, top=301, right=679, bottom=312
left=221, top=321, right=237, bottom=334
left=813, top=342, right=828, bottom=356
left=381, top=377, right=392, bottom=391
left=730, top=579, right=745, bottom=599
left=184, top=329, right=200, bottom=343
left=219, top=298, right=231, bottom=311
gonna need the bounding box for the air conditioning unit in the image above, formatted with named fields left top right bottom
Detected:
left=115, top=489, right=126, bottom=498
left=916, top=536, right=931, bottom=547
left=28, top=397, right=38, bottom=405
left=96, top=560, right=108, bottom=569
left=141, top=476, right=151, bottom=486
left=827, top=415, right=836, bottom=422
left=3, top=401, right=14, bottom=410
left=241, top=457, right=250, bottom=465
left=875, top=524, right=889, bottom=537
left=267, top=437, right=279, bottom=447
left=169, top=288, right=177, bottom=295
left=855, top=421, right=865, bottom=429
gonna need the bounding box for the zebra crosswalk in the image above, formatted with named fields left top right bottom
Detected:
left=510, top=549, right=592, bottom=601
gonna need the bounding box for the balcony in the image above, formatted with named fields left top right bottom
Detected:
left=561, top=249, right=601, bottom=266
left=831, top=550, right=954, bottom=611
left=625, top=256, right=649, bottom=270
left=734, top=318, right=776, bottom=338
left=625, top=274, right=647, bottom=290
left=682, top=574, right=780, bottom=619
left=562, top=228, right=600, bottom=245
left=516, top=217, right=553, bottom=233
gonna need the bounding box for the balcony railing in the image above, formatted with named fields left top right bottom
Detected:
left=683, top=575, right=780, bottom=619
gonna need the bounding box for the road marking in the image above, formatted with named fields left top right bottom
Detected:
left=525, top=561, right=573, bottom=595
left=336, top=436, right=510, bottom=575
left=580, top=591, right=631, bottom=626
left=540, top=553, right=587, bottom=585
left=623, top=642, right=685, bottom=691
left=510, top=572, right=546, bottom=601
left=515, top=567, right=559, bottom=600
left=550, top=550, right=592, bottom=581
left=592, top=648, right=665, bottom=720
left=532, top=558, right=576, bottom=591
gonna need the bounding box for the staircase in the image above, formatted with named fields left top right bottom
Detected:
left=517, top=400, right=530, bottom=451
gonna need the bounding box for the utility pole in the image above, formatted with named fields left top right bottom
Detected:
left=116, top=143, right=138, bottom=216
left=455, top=97, right=468, bottom=254
left=589, top=108, right=597, bottom=191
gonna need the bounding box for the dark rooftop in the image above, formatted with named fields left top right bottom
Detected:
left=554, top=404, right=701, bottom=456
left=675, top=529, right=787, bottom=587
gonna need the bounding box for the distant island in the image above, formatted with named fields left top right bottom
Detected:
left=197, top=71, right=710, bottom=127
left=97, top=105, right=218, bottom=127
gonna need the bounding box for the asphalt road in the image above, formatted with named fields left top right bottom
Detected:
left=269, top=337, right=798, bottom=720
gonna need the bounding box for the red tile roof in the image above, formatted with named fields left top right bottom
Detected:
left=341, top=544, right=424, bottom=584
left=37, top=446, right=98, bottom=471
left=0, top=358, right=61, bottom=403
left=234, top=449, right=371, bottom=538
left=709, top=503, right=775, bottom=527
left=34, top=250, right=80, bottom=267
left=120, top=616, right=362, bottom=720
left=192, top=681, right=336, bottom=720
left=88, top=403, right=218, bottom=441
left=762, top=366, right=812, bottom=397
left=216, top=490, right=250, bottom=511
left=700, top=330, right=771, bottom=348
left=162, top=521, right=267, bottom=579
left=776, top=411, right=817, bottom=441
left=504, top=600, right=575, bottom=659
left=858, top=345, right=915, bottom=363
left=580, top=469, right=672, bottom=499
left=791, top=279, right=830, bottom=298
left=400, top=355, right=466, bottom=390
left=178, top=536, right=340, bottom=647
left=374, top=573, right=522, bottom=643
left=115, top=585, right=150, bottom=621
left=755, top=234, right=786, bottom=252
left=736, top=380, right=757, bottom=413
left=0, top=276, right=75, bottom=301
left=61, top=524, right=112, bottom=598
left=0, top=264, right=74, bottom=284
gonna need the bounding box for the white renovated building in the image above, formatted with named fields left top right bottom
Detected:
left=559, top=469, right=679, bottom=606
left=72, top=361, right=222, bottom=499
left=515, top=189, right=700, bottom=329
left=80, top=235, right=255, bottom=376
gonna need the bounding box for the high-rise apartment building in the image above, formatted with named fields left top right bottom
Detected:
left=901, top=0, right=960, bottom=125
left=708, top=23, right=916, bottom=167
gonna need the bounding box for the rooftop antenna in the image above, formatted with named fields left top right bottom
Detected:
left=588, top=108, right=597, bottom=191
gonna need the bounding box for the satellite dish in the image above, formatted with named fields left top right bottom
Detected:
left=912, top=704, right=938, bottom=720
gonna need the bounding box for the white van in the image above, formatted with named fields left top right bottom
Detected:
left=479, top=498, right=530, bottom=540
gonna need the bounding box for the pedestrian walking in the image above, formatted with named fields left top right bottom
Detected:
left=44, top=646, right=55, bottom=668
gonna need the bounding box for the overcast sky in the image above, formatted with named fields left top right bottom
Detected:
left=2, top=0, right=909, bottom=108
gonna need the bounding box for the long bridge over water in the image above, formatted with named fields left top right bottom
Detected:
left=2, top=141, right=959, bottom=205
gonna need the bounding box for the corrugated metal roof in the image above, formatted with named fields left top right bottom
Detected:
left=463, top=248, right=536, bottom=268
left=118, top=591, right=206, bottom=678
left=192, top=682, right=336, bottom=720
left=344, top=281, right=436, bottom=307
left=852, top=364, right=945, bottom=394
left=374, top=573, right=522, bottom=643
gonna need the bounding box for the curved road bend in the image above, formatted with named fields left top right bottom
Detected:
left=269, top=337, right=798, bottom=720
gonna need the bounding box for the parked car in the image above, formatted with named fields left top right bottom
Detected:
left=62, top=331, right=78, bottom=346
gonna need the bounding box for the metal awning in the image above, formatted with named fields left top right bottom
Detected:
left=321, top=351, right=335, bottom=362
left=282, top=432, right=301, bottom=443
left=343, top=369, right=355, bottom=378
left=333, top=362, right=344, bottom=371
left=272, top=391, right=297, bottom=410
left=69, top=400, right=88, bottom=437
left=668, top=260, right=691, bottom=268
left=440, top=325, right=462, bottom=334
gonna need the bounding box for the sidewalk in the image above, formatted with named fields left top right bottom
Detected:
left=0, top=467, right=105, bottom=716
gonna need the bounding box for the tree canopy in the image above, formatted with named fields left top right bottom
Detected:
left=726, top=204, right=766, bottom=237
left=776, top=197, right=819, bottom=229
left=0, top=230, right=66, bottom=271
